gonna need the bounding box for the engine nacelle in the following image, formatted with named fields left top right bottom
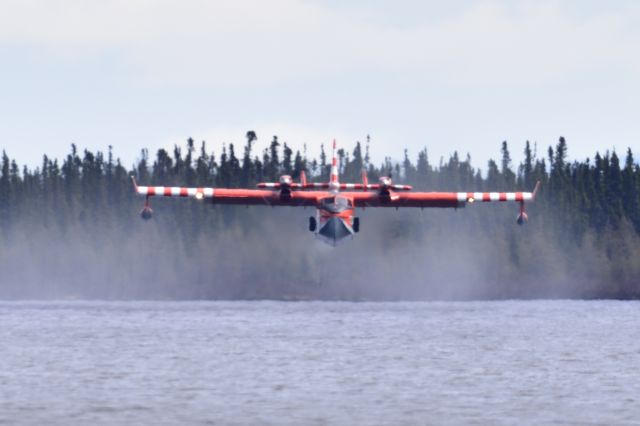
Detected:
left=279, top=175, right=293, bottom=186
left=279, top=175, right=292, bottom=201
left=257, top=175, right=298, bottom=201
left=379, top=176, right=392, bottom=188
left=378, top=176, right=395, bottom=203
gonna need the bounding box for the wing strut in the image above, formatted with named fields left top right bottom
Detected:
left=517, top=181, right=541, bottom=225
left=133, top=176, right=153, bottom=220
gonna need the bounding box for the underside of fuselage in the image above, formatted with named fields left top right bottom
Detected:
left=315, top=216, right=355, bottom=246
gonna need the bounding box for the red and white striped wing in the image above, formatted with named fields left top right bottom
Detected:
left=135, top=184, right=321, bottom=206
left=456, top=191, right=534, bottom=203
left=344, top=190, right=535, bottom=208
left=135, top=185, right=216, bottom=199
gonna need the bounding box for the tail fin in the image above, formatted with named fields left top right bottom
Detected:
left=330, top=139, right=339, bottom=184
left=300, top=170, right=307, bottom=186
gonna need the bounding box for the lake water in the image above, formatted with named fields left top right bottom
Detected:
left=1, top=300, right=639, bottom=425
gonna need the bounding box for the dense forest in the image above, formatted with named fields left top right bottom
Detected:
left=0, top=133, right=639, bottom=300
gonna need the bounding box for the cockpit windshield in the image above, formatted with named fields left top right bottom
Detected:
left=320, top=196, right=352, bottom=213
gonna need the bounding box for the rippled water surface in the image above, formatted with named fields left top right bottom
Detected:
left=1, top=300, right=639, bottom=425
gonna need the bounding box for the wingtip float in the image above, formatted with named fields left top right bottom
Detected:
left=132, top=142, right=540, bottom=246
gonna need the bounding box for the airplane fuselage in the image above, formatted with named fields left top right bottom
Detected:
left=312, top=194, right=357, bottom=246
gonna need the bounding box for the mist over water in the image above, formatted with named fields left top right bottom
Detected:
left=0, top=136, right=638, bottom=300
left=1, top=199, right=634, bottom=300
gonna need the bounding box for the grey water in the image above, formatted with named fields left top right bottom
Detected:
left=1, top=301, right=639, bottom=426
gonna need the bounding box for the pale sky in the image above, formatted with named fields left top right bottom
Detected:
left=1, top=0, right=639, bottom=173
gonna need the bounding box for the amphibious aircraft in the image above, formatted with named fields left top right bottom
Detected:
left=133, top=141, right=540, bottom=246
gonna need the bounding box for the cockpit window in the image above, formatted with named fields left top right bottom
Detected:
left=321, top=196, right=335, bottom=204
left=320, top=196, right=352, bottom=212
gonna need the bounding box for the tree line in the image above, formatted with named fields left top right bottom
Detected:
left=0, top=133, right=639, bottom=300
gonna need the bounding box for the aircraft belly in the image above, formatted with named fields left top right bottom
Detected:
left=317, top=217, right=354, bottom=246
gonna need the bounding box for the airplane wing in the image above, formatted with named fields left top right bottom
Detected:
left=133, top=179, right=321, bottom=207
left=344, top=184, right=539, bottom=208
left=345, top=191, right=463, bottom=208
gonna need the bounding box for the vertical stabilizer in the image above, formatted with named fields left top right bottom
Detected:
left=330, top=139, right=339, bottom=183
left=329, top=139, right=340, bottom=192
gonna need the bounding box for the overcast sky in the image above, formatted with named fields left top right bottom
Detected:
left=1, top=0, right=638, bottom=174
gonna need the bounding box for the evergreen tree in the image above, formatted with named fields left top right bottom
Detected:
left=0, top=136, right=639, bottom=299
left=241, top=132, right=256, bottom=187
left=282, top=143, right=293, bottom=176
left=500, top=141, right=516, bottom=189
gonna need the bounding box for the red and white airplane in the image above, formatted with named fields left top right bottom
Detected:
left=133, top=141, right=540, bottom=246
